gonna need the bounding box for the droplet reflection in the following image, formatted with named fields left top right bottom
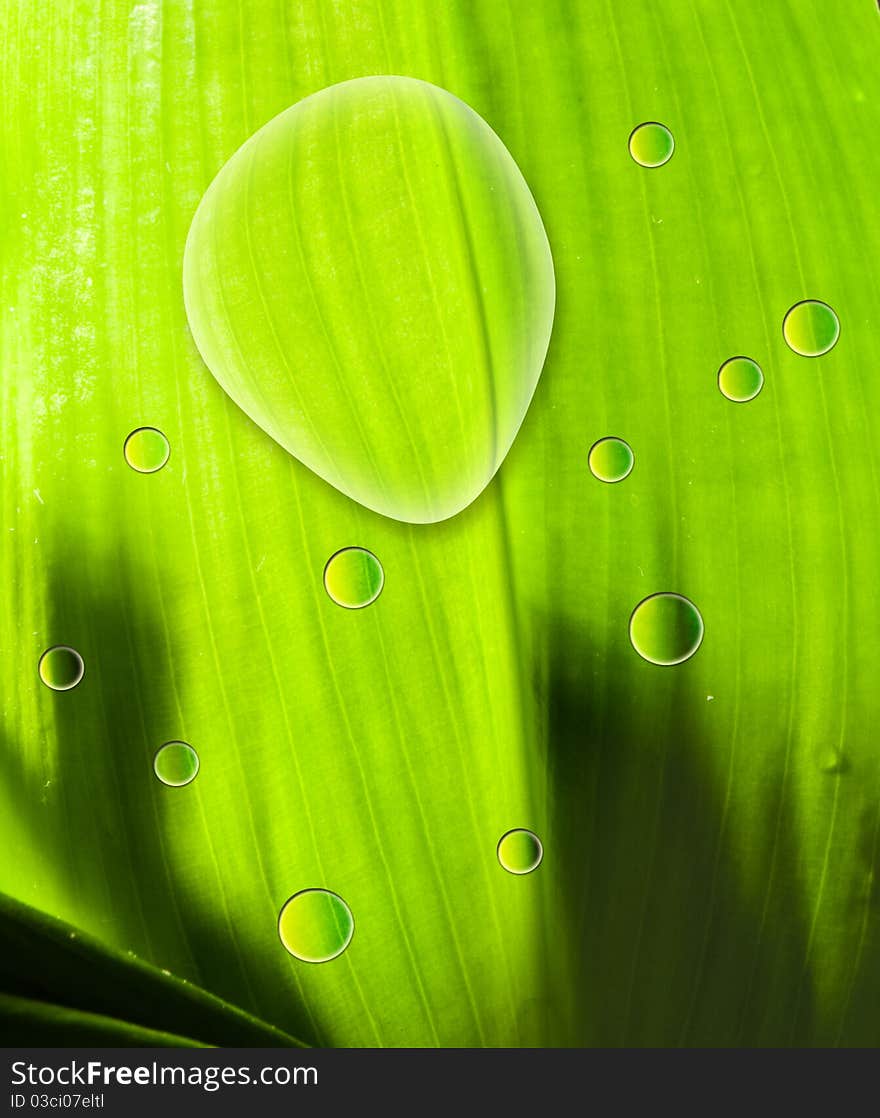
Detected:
left=629, top=593, right=704, bottom=666
left=278, top=888, right=354, bottom=963
left=39, top=645, right=85, bottom=691
left=497, top=829, right=543, bottom=875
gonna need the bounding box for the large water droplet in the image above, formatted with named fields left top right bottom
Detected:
left=153, top=741, right=200, bottom=787
left=629, top=593, right=704, bottom=666
left=39, top=645, right=84, bottom=691
left=589, top=436, right=634, bottom=483
left=629, top=122, right=675, bottom=168
left=324, top=547, right=384, bottom=609
left=718, top=356, right=763, bottom=402
left=183, top=76, right=555, bottom=524
left=278, top=889, right=354, bottom=963
left=124, top=427, right=170, bottom=473
left=783, top=300, right=840, bottom=357
left=497, top=829, right=543, bottom=874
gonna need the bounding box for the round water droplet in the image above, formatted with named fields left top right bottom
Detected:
left=628, top=122, right=675, bottom=168
left=497, top=828, right=543, bottom=875
left=783, top=300, right=839, bottom=357
left=629, top=593, right=704, bottom=666
left=39, top=645, right=84, bottom=691
left=718, top=356, right=764, bottom=403
left=278, top=888, right=354, bottom=963
left=153, top=741, right=200, bottom=787
left=589, top=436, right=634, bottom=483
left=124, top=426, right=170, bottom=473
left=324, top=547, right=384, bottom=609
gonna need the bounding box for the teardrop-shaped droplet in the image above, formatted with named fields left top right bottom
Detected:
left=183, top=76, right=555, bottom=524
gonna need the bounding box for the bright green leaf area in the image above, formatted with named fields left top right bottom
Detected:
left=1, top=0, right=879, bottom=1047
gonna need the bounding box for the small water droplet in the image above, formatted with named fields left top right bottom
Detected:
left=820, top=749, right=849, bottom=775
left=323, top=547, right=384, bottom=609
left=707, top=694, right=715, bottom=702
left=783, top=300, right=840, bottom=357
left=278, top=888, right=354, bottom=963
left=628, top=122, right=674, bottom=168
left=39, top=645, right=85, bottom=691
left=629, top=593, right=704, bottom=666
left=718, top=356, right=763, bottom=403
left=153, top=741, right=200, bottom=787
left=588, top=437, right=634, bottom=483
left=124, top=426, right=170, bottom=473
left=497, top=828, right=543, bottom=875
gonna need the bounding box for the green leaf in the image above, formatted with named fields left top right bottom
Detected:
left=0, top=893, right=303, bottom=1047
left=1, top=0, right=879, bottom=1048
left=0, top=996, right=203, bottom=1048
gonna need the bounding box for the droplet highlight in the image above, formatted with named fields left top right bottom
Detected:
left=124, top=427, right=170, bottom=473
left=324, top=547, right=384, bottom=609
left=153, top=741, right=200, bottom=787
left=628, top=122, right=674, bottom=168
left=589, top=437, right=634, bottom=483
left=278, top=889, right=354, bottom=963
left=38, top=645, right=84, bottom=691
left=783, top=300, right=840, bottom=357
left=629, top=593, right=704, bottom=666
left=497, top=829, right=543, bottom=875
left=718, top=356, right=763, bottom=403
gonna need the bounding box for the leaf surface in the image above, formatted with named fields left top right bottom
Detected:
left=1, top=0, right=878, bottom=1047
